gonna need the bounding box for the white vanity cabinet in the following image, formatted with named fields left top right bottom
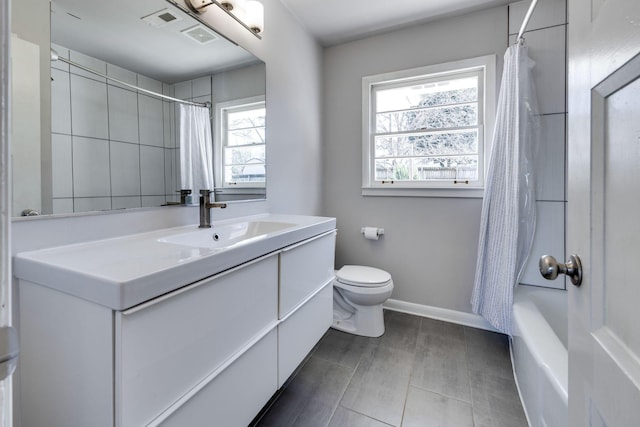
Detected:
left=17, top=220, right=336, bottom=427
left=278, top=232, right=336, bottom=386
left=116, top=256, right=279, bottom=426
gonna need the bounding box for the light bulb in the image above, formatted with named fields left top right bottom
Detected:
left=245, top=1, right=264, bottom=34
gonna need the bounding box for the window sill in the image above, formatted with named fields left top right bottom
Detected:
left=215, top=187, right=266, bottom=194
left=362, top=187, right=484, bottom=199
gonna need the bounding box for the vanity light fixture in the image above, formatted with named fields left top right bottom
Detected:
left=219, top=0, right=245, bottom=12
left=185, top=0, right=263, bottom=37
left=244, top=1, right=264, bottom=34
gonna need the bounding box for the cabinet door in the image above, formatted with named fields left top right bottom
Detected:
left=116, top=255, right=278, bottom=427
left=279, top=231, right=336, bottom=317
left=19, top=281, right=114, bottom=427
left=278, top=283, right=333, bottom=387
left=157, top=330, right=278, bottom=427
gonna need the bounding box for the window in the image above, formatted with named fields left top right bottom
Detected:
left=215, top=96, right=266, bottom=188
left=362, top=55, right=495, bottom=197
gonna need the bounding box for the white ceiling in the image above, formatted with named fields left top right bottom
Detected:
left=279, top=0, right=512, bottom=46
left=51, top=0, right=259, bottom=83
left=50, top=0, right=514, bottom=81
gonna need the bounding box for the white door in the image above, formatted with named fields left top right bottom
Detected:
left=567, top=0, right=640, bottom=425
left=0, top=0, right=18, bottom=425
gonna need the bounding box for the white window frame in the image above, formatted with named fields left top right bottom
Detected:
left=214, top=95, right=266, bottom=189
left=362, top=55, right=496, bottom=198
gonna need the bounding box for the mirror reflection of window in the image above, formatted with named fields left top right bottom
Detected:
left=218, top=97, right=266, bottom=188
left=11, top=0, right=266, bottom=217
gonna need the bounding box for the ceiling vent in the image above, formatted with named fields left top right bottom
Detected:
left=141, top=9, right=183, bottom=27
left=181, top=24, right=219, bottom=45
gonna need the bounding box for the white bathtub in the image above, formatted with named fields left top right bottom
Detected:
left=512, top=285, right=568, bottom=427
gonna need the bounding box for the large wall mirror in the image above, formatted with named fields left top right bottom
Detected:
left=11, top=0, right=266, bottom=217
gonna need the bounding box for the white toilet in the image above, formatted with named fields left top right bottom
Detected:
left=332, top=265, right=394, bottom=338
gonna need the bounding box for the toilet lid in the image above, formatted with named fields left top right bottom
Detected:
left=336, top=265, right=392, bottom=287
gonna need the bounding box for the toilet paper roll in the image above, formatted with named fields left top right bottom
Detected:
left=361, top=227, right=384, bottom=240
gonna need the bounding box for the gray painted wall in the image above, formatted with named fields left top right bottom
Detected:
left=322, top=0, right=568, bottom=313
left=210, top=0, right=325, bottom=216
left=322, top=7, right=508, bottom=313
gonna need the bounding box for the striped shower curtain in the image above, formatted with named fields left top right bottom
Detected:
left=471, top=44, right=538, bottom=334
left=179, top=104, right=214, bottom=198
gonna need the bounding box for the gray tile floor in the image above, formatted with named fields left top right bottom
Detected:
left=252, top=310, right=528, bottom=427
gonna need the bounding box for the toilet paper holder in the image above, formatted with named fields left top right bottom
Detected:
left=361, top=227, right=384, bottom=240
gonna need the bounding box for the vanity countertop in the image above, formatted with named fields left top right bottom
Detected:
left=14, top=214, right=336, bottom=311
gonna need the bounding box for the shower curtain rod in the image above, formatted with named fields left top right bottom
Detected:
left=516, top=0, right=539, bottom=43
left=53, top=52, right=210, bottom=108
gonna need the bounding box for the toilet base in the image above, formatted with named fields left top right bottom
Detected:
left=332, top=303, right=386, bottom=338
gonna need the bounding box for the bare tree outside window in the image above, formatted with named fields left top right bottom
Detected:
left=222, top=103, right=266, bottom=185
left=372, top=73, right=481, bottom=182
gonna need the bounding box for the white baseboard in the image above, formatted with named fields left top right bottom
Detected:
left=383, top=299, right=500, bottom=333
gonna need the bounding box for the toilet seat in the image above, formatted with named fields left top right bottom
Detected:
left=334, top=279, right=394, bottom=295
left=336, top=265, right=392, bottom=288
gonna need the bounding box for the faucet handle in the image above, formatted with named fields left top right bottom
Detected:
left=199, top=189, right=212, bottom=203
left=178, top=189, right=192, bottom=204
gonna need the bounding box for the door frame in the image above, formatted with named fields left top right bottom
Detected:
left=0, top=0, right=14, bottom=424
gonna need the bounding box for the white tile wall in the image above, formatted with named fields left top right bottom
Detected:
left=139, top=94, right=164, bottom=147
left=74, top=197, right=111, bottom=213
left=163, top=102, right=175, bottom=148
left=138, top=75, right=163, bottom=93
left=112, top=196, right=142, bottom=210
left=510, top=0, right=567, bottom=290
left=70, top=75, right=109, bottom=139
left=174, top=81, right=193, bottom=100
left=171, top=148, right=181, bottom=196
left=69, top=51, right=106, bottom=83
left=164, top=150, right=174, bottom=198
left=171, top=102, right=179, bottom=148
left=106, top=64, right=137, bottom=90
left=509, top=0, right=566, bottom=34
left=140, top=145, right=166, bottom=195
left=535, top=114, right=565, bottom=201
left=142, top=195, right=167, bottom=207
left=192, top=76, right=211, bottom=98
left=509, top=26, right=566, bottom=114
left=163, top=83, right=175, bottom=97
left=110, top=142, right=141, bottom=197
left=52, top=198, right=73, bottom=214
left=520, top=201, right=566, bottom=289
left=51, top=134, right=72, bottom=198
left=193, top=95, right=211, bottom=105
left=72, top=136, right=111, bottom=197
left=108, top=86, right=139, bottom=143
left=50, top=46, right=219, bottom=213
left=51, top=68, right=71, bottom=135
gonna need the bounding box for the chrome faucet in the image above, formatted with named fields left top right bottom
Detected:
left=179, top=189, right=192, bottom=205
left=199, top=189, right=227, bottom=228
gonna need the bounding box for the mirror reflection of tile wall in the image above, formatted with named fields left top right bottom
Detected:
left=50, top=44, right=215, bottom=214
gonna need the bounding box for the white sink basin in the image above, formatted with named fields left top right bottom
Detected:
left=13, top=214, right=336, bottom=310
left=158, top=220, right=298, bottom=249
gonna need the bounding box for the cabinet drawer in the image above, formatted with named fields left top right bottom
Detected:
left=156, top=329, right=278, bottom=427
left=116, top=255, right=278, bottom=427
left=279, top=231, right=335, bottom=317
left=278, top=283, right=333, bottom=387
